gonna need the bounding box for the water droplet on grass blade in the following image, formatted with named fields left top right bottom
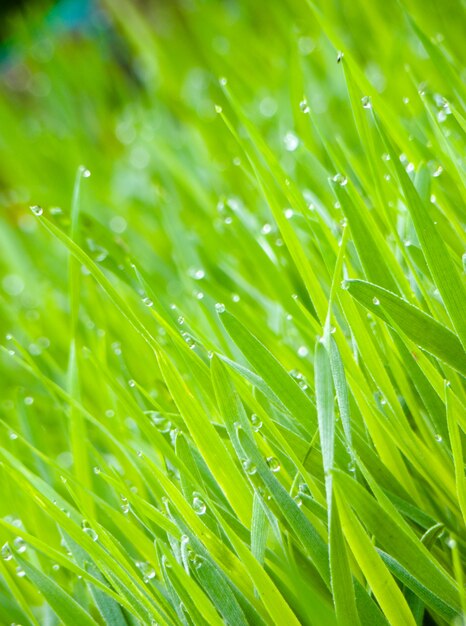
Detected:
left=81, top=520, right=98, bottom=541
left=332, top=173, right=347, bottom=187
left=372, top=297, right=380, bottom=305
left=242, top=459, right=257, bottom=475
left=215, top=302, right=225, bottom=313
left=142, top=297, right=153, bottom=307
left=13, top=538, right=26, bottom=554
left=266, top=457, right=280, bottom=472
left=192, top=496, right=206, bottom=515
left=299, top=98, right=310, bottom=113
left=30, top=205, right=43, bottom=216
left=361, top=95, right=372, bottom=109
left=283, top=131, right=299, bottom=152
left=1, top=543, right=12, bottom=561
left=121, top=496, right=130, bottom=514
left=251, top=414, right=262, bottom=431
left=136, top=560, right=156, bottom=582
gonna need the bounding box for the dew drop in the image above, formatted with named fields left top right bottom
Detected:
left=341, top=280, right=349, bottom=290
left=332, top=173, right=348, bottom=187
left=81, top=167, right=91, bottom=178
left=219, top=77, right=228, bottom=86
left=251, top=414, right=263, bottom=432
left=298, top=482, right=310, bottom=495
left=284, top=131, right=299, bottom=152
left=191, top=554, right=205, bottom=569
left=136, top=560, right=156, bottom=582
left=13, top=537, right=26, bottom=554
left=128, top=379, right=136, bottom=388
left=177, top=316, right=185, bottom=325
left=30, top=205, right=43, bottom=216
left=361, top=95, right=372, bottom=109
left=1, top=543, right=13, bottom=561
left=242, top=459, right=257, bottom=475
left=214, top=104, right=222, bottom=114
left=15, top=566, right=26, bottom=578
left=93, top=466, right=101, bottom=475
left=193, top=269, right=205, bottom=280
left=182, top=334, right=196, bottom=350
left=337, top=51, right=344, bottom=63
left=284, top=208, right=294, bottom=219
left=215, top=302, right=225, bottom=314
left=266, top=457, right=281, bottom=472
left=437, top=110, right=447, bottom=123
left=142, top=297, right=153, bottom=307
left=299, top=98, right=310, bottom=113
left=297, top=346, right=309, bottom=358
left=192, top=496, right=207, bottom=515
left=372, top=297, right=380, bottom=305
left=294, top=495, right=303, bottom=507
left=434, top=433, right=443, bottom=443
left=121, top=496, right=130, bottom=514
left=81, top=520, right=98, bottom=541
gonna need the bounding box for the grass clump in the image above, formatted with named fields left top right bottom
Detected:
left=0, top=1, right=465, bottom=624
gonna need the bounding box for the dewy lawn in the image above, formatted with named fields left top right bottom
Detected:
left=0, top=0, right=465, bottom=625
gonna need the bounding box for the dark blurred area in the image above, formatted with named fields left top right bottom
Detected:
left=0, top=0, right=45, bottom=39
left=0, top=0, right=97, bottom=44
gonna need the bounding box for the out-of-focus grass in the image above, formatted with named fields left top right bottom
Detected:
left=0, top=1, right=465, bottom=624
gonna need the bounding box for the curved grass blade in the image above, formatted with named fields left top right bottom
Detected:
left=346, top=279, right=466, bottom=376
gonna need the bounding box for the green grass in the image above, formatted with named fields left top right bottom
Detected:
left=0, top=0, right=465, bottom=624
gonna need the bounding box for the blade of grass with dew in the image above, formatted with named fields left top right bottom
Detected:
left=345, top=279, right=466, bottom=375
